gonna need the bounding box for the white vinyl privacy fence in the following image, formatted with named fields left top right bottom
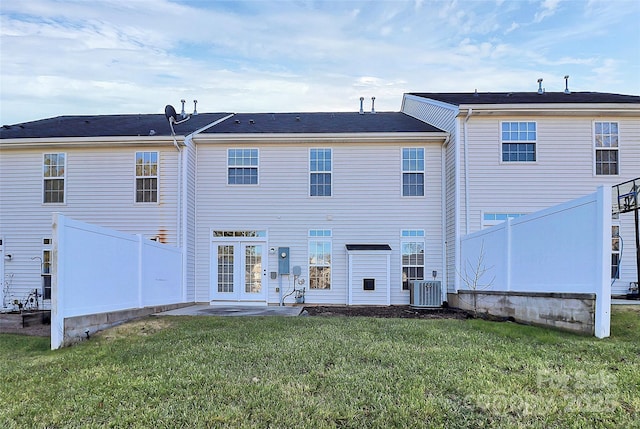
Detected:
left=51, top=214, right=183, bottom=349
left=459, top=186, right=611, bottom=338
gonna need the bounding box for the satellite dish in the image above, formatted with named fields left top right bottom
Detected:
left=165, top=105, right=178, bottom=122
left=164, top=103, right=190, bottom=136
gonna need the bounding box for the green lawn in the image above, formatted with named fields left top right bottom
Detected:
left=1, top=307, right=639, bottom=428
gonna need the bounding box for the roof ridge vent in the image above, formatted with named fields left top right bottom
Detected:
left=371, top=96, right=376, bottom=114
left=193, top=99, right=198, bottom=115
left=359, top=97, right=364, bottom=115
left=473, top=89, right=478, bottom=96
left=564, top=75, right=571, bottom=94
left=537, top=78, right=544, bottom=94
left=180, top=99, right=187, bottom=118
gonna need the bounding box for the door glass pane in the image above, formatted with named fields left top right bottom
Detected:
left=245, top=245, right=262, bottom=294
left=218, top=245, right=234, bottom=293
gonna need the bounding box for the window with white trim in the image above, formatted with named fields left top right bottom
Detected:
left=501, top=122, right=536, bottom=162
left=135, top=151, right=158, bottom=203
left=310, top=148, right=332, bottom=196
left=401, top=230, right=425, bottom=290
left=402, top=148, right=424, bottom=196
left=482, top=212, right=527, bottom=228
left=309, top=230, right=331, bottom=289
left=594, top=122, right=619, bottom=175
left=42, top=238, right=52, bottom=300
left=43, top=153, right=65, bottom=203
left=612, top=225, right=620, bottom=279
left=228, top=149, right=258, bottom=185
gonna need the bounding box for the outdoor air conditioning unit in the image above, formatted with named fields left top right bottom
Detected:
left=410, top=281, right=442, bottom=308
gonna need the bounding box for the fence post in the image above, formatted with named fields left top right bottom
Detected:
left=51, top=213, right=64, bottom=350
left=594, top=186, right=611, bottom=338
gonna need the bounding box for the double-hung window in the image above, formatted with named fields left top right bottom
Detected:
left=310, top=148, right=332, bottom=196
left=401, top=230, right=425, bottom=290
left=402, top=148, right=425, bottom=196
left=228, top=149, right=258, bottom=185
left=501, top=122, right=536, bottom=162
left=309, top=230, right=331, bottom=289
left=43, top=153, right=65, bottom=203
left=135, top=151, right=158, bottom=203
left=594, top=122, right=619, bottom=175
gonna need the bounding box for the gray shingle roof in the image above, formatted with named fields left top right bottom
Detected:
left=408, top=92, right=640, bottom=106
left=1, top=111, right=443, bottom=140
left=205, top=112, right=443, bottom=134
left=0, top=113, right=232, bottom=139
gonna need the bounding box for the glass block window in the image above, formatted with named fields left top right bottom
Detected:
left=310, top=148, right=332, bottom=196
left=309, top=230, right=331, bottom=289
left=228, top=149, right=258, bottom=185
left=402, top=148, right=425, bottom=196
left=501, top=122, right=536, bottom=162
left=43, top=153, right=65, bottom=203
left=135, top=151, right=158, bottom=203
left=595, top=122, right=619, bottom=175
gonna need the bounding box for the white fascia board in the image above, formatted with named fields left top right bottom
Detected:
left=456, top=103, right=640, bottom=117
left=0, top=135, right=176, bottom=149
left=403, top=94, right=459, bottom=112
left=193, top=132, right=449, bottom=145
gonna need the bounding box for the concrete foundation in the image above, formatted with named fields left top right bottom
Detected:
left=448, top=291, right=596, bottom=335
left=60, top=302, right=192, bottom=347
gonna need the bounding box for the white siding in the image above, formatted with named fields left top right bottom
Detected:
left=195, top=140, right=444, bottom=305
left=402, top=94, right=460, bottom=293
left=0, top=144, right=180, bottom=305
left=464, top=115, right=640, bottom=295
left=348, top=251, right=390, bottom=305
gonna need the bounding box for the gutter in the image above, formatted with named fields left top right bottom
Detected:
left=177, top=113, right=235, bottom=302
left=463, top=108, right=472, bottom=235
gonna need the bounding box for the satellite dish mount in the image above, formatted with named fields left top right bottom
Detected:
left=165, top=104, right=191, bottom=136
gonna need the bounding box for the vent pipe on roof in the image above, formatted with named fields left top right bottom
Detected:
left=564, top=75, right=571, bottom=94
left=180, top=99, right=186, bottom=118
left=371, top=97, right=376, bottom=114
left=193, top=99, right=198, bottom=115
left=537, top=78, right=544, bottom=94
left=359, top=97, right=364, bottom=114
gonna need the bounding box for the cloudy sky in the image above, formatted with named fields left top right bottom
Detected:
left=1, top=0, right=639, bottom=125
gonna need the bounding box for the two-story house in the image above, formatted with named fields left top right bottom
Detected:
left=401, top=89, right=640, bottom=298
left=0, top=108, right=448, bottom=307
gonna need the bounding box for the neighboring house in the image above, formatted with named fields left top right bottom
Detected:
left=401, top=89, right=640, bottom=297
left=0, top=108, right=448, bottom=307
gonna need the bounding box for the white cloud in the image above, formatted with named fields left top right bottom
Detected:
left=534, top=0, right=562, bottom=23
left=0, top=0, right=639, bottom=125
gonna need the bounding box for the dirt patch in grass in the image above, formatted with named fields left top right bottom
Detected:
left=97, top=317, right=173, bottom=341
left=303, top=305, right=470, bottom=319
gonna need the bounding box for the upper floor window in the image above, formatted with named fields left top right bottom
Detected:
left=135, top=151, right=158, bottom=203
left=310, top=148, right=332, bottom=196
left=309, top=229, right=331, bottom=290
left=228, top=149, right=258, bottom=185
left=594, top=122, right=619, bottom=175
left=501, top=122, right=536, bottom=162
left=402, top=148, right=424, bottom=196
left=43, top=153, right=65, bottom=203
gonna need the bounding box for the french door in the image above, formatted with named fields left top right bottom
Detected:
left=213, top=242, right=267, bottom=302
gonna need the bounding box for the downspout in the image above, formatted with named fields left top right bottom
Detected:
left=182, top=113, right=235, bottom=303
left=463, top=108, right=473, bottom=235
left=441, top=135, right=450, bottom=303
left=171, top=135, right=186, bottom=301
